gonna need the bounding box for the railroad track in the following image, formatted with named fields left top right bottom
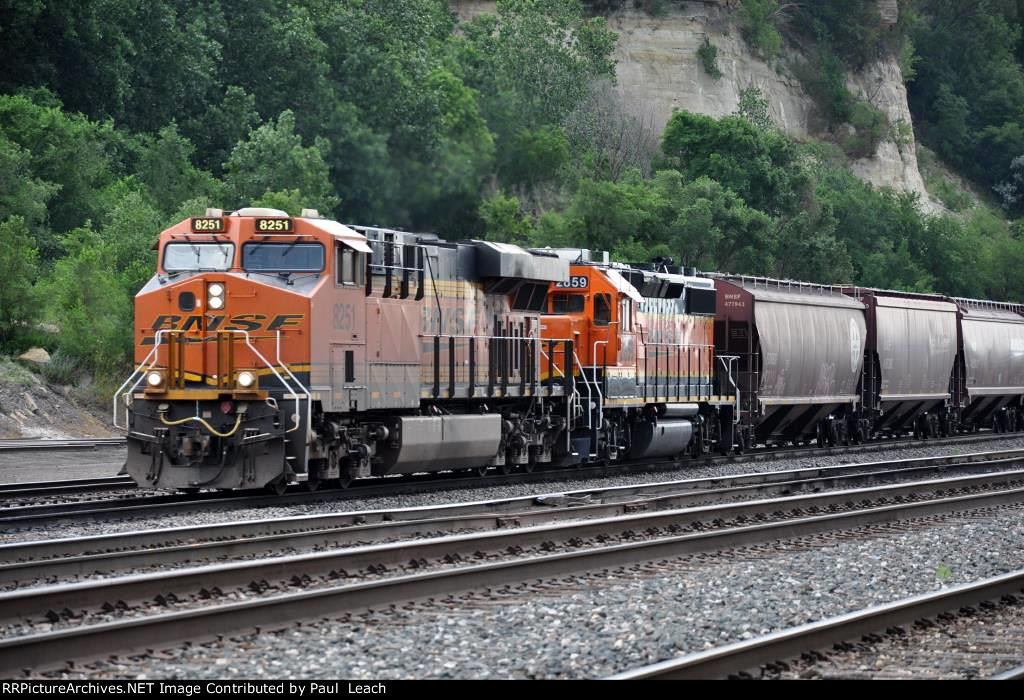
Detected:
left=3, top=464, right=1024, bottom=674
left=2, top=449, right=1024, bottom=584
left=609, top=568, right=1024, bottom=680
left=0, top=432, right=1018, bottom=523
left=0, top=439, right=126, bottom=452
left=0, top=476, right=136, bottom=499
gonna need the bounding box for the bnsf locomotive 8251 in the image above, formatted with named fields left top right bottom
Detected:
left=116, top=208, right=1024, bottom=492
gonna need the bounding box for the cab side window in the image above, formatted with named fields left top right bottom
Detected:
left=337, top=247, right=365, bottom=286
left=551, top=294, right=585, bottom=314
left=595, top=293, right=612, bottom=326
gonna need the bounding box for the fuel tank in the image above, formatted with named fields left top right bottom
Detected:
left=629, top=419, right=694, bottom=459
left=376, top=414, right=502, bottom=474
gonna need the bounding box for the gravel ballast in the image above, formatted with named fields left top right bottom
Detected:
left=8, top=437, right=1024, bottom=545
left=36, top=502, right=1024, bottom=680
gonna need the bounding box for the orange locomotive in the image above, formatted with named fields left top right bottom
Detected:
left=540, top=252, right=739, bottom=463
left=117, top=210, right=738, bottom=492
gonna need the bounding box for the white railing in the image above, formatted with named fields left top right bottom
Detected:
left=717, top=354, right=741, bottom=424
left=113, top=329, right=171, bottom=430
left=113, top=330, right=311, bottom=441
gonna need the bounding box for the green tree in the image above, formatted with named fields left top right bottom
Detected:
left=0, top=93, right=119, bottom=246
left=479, top=192, right=534, bottom=243
left=0, top=133, right=59, bottom=242
left=182, top=86, right=260, bottom=176
left=43, top=228, right=132, bottom=372
left=222, top=110, right=338, bottom=214
left=461, top=0, right=617, bottom=130
left=660, top=111, right=810, bottom=215
left=792, top=0, right=885, bottom=69
left=909, top=0, right=1024, bottom=195
left=500, top=127, right=570, bottom=187
left=0, top=216, right=40, bottom=347
left=135, top=124, right=220, bottom=214
left=666, top=175, right=774, bottom=273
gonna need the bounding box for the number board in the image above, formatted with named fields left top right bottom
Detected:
left=254, top=218, right=294, bottom=233
left=191, top=217, right=225, bottom=233
left=555, top=275, right=589, bottom=289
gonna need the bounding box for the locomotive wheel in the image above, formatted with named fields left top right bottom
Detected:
left=498, top=462, right=513, bottom=475
left=523, top=462, right=535, bottom=473
left=476, top=465, right=490, bottom=477
left=305, top=474, right=321, bottom=492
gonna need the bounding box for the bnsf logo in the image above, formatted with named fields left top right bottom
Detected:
left=143, top=314, right=303, bottom=342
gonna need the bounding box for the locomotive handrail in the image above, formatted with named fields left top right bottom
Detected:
left=572, top=348, right=595, bottom=453
left=592, top=335, right=611, bottom=443
left=717, top=354, right=741, bottom=425
left=275, top=330, right=313, bottom=441
left=227, top=329, right=304, bottom=434
left=637, top=339, right=717, bottom=402
left=112, top=328, right=173, bottom=430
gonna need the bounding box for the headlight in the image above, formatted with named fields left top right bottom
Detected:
left=208, top=295, right=224, bottom=310
left=146, top=371, right=165, bottom=388
left=236, top=371, right=256, bottom=389
left=208, top=283, right=224, bottom=297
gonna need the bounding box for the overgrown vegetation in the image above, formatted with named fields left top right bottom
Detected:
left=2, top=0, right=1024, bottom=406
left=698, top=37, right=723, bottom=79
left=908, top=0, right=1024, bottom=214
left=739, top=0, right=783, bottom=59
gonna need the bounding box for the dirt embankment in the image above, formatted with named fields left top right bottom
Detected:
left=0, top=358, right=119, bottom=439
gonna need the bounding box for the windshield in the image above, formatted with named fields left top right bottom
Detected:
left=243, top=242, right=324, bottom=272
left=163, top=243, right=234, bottom=272
left=550, top=293, right=585, bottom=314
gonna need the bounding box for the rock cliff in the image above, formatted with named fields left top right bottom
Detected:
left=450, top=0, right=934, bottom=208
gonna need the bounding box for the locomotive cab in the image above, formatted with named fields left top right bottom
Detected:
left=542, top=265, right=640, bottom=375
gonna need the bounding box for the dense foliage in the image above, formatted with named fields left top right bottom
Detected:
left=1, top=0, right=1024, bottom=405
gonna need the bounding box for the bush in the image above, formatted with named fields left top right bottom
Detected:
left=796, top=50, right=854, bottom=125
left=736, top=86, right=772, bottom=130
left=40, top=350, right=81, bottom=386
left=842, top=101, right=889, bottom=158
left=698, top=37, right=723, bottom=79
left=739, top=0, right=783, bottom=59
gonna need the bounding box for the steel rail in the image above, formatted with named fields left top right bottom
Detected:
left=991, top=664, right=1024, bottom=680
left=2, top=470, right=1024, bottom=631
left=3, top=452, right=1024, bottom=584
left=0, top=476, right=134, bottom=495
left=2, top=482, right=1024, bottom=674
left=1, top=435, right=1020, bottom=526
left=607, top=569, right=1024, bottom=680
left=0, top=439, right=125, bottom=452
